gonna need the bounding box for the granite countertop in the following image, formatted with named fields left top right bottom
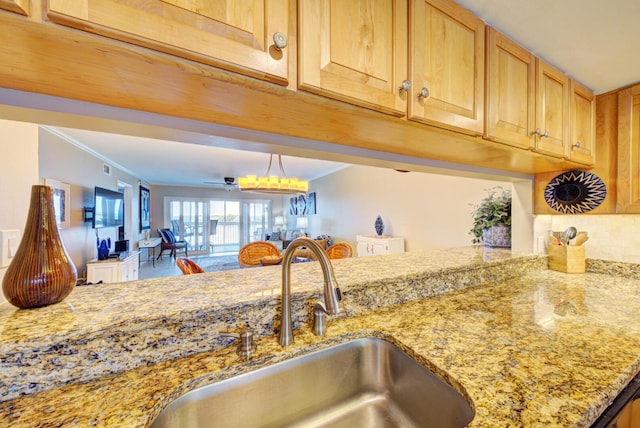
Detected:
left=1, top=247, right=640, bottom=426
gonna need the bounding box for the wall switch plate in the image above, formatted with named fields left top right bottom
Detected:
left=0, top=229, right=20, bottom=268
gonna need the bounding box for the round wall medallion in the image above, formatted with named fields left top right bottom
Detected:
left=544, top=170, right=606, bottom=214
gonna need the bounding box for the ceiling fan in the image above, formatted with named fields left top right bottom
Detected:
left=204, top=176, right=238, bottom=191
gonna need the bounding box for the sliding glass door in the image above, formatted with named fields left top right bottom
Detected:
left=209, top=200, right=240, bottom=254
left=168, top=199, right=209, bottom=255
left=166, top=197, right=271, bottom=255
left=243, top=201, right=270, bottom=244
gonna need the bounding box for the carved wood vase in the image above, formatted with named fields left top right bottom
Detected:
left=2, top=185, right=77, bottom=309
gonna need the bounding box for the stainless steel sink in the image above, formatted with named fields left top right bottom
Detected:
left=151, top=337, right=474, bottom=428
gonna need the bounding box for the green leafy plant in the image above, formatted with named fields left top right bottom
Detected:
left=469, top=187, right=512, bottom=244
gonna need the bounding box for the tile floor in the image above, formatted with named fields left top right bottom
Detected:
left=138, top=252, right=238, bottom=280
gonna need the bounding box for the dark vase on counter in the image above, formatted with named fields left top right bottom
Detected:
left=2, top=185, right=77, bottom=309
left=374, top=215, right=384, bottom=237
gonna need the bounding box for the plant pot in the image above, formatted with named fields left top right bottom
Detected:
left=482, top=225, right=511, bottom=248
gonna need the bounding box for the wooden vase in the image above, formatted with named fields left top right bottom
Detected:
left=2, top=185, right=77, bottom=309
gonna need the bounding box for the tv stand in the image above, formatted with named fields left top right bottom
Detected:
left=86, top=251, right=139, bottom=284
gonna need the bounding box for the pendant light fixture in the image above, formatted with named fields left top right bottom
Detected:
left=238, top=154, right=308, bottom=194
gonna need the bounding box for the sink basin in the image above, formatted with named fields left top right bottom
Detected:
left=151, top=337, right=474, bottom=428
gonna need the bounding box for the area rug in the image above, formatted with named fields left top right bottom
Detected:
left=196, top=255, right=241, bottom=272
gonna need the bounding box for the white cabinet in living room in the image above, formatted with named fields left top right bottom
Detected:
left=86, top=252, right=139, bottom=284
left=356, top=235, right=405, bottom=257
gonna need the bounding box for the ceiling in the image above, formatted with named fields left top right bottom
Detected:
left=48, top=1, right=640, bottom=187
left=455, top=0, right=640, bottom=94
left=49, top=126, right=350, bottom=188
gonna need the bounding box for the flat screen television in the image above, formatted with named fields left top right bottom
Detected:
left=93, top=186, right=124, bottom=229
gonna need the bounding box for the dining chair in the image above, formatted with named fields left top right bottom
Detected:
left=176, top=257, right=205, bottom=274
left=326, top=243, right=353, bottom=259
left=238, top=241, right=281, bottom=267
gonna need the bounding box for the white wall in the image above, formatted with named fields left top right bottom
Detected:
left=534, top=215, right=640, bottom=262
left=38, top=128, right=145, bottom=279
left=0, top=119, right=39, bottom=305
left=303, top=165, right=513, bottom=252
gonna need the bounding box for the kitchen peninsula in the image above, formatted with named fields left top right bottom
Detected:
left=1, top=248, right=640, bottom=427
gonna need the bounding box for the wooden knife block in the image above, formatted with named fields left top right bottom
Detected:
left=548, top=244, right=585, bottom=274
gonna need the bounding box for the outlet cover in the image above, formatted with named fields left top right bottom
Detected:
left=0, top=229, right=20, bottom=268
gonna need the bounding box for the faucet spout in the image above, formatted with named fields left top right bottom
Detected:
left=278, top=237, right=342, bottom=346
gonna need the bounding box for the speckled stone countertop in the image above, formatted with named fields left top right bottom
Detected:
left=1, top=247, right=640, bottom=426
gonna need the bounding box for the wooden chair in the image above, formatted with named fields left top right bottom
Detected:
left=326, top=243, right=353, bottom=259
left=176, top=257, right=205, bottom=274
left=171, top=219, right=194, bottom=241
left=291, top=237, right=330, bottom=260
left=238, top=241, right=281, bottom=267
left=157, top=228, right=188, bottom=260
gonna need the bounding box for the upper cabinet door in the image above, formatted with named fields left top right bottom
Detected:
left=569, top=80, right=595, bottom=165
left=535, top=60, right=570, bottom=158
left=485, top=27, right=535, bottom=150
left=617, top=85, right=640, bottom=213
left=47, top=0, right=290, bottom=85
left=0, top=0, right=29, bottom=15
left=298, top=0, right=408, bottom=117
left=409, top=0, right=485, bottom=135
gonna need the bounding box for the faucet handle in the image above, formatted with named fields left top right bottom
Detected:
left=220, top=328, right=257, bottom=360
left=312, top=303, right=328, bottom=336
left=335, top=287, right=342, bottom=301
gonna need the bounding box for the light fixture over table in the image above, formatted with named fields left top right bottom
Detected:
left=238, top=154, right=309, bottom=194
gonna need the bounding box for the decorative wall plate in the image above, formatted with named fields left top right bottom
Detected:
left=544, top=170, right=606, bottom=214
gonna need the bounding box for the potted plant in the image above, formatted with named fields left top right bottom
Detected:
left=470, top=187, right=512, bottom=247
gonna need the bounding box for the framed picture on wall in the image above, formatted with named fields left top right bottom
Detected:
left=306, top=192, right=317, bottom=215
left=44, top=178, right=70, bottom=229
left=140, top=185, right=151, bottom=231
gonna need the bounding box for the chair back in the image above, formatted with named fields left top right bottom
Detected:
left=158, top=228, right=177, bottom=244
left=170, top=220, right=180, bottom=236
left=238, top=241, right=281, bottom=267
left=177, top=258, right=205, bottom=274
left=326, top=243, right=353, bottom=259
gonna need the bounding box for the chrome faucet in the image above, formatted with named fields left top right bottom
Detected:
left=278, top=237, right=342, bottom=346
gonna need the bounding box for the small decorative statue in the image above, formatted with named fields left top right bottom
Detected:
left=97, top=237, right=111, bottom=260
left=374, top=215, right=384, bottom=237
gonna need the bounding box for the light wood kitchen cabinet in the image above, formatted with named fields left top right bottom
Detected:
left=408, top=0, right=485, bottom=135
left=0, top=0, right=29, bottom=15
left=617, top=84, right=640, bottom=213
left=298, top=0, right=484, bottom=134
left=298, top=0, right=408, bottom=117
left=534, top=59, right=570, bottom=158
left=533, top=91, right=617, bottom=214
left=0, top=4, right=595, bottom=176
left=486, top=27, right=594, bottom=165
left=614, top=397, right=640, bottom=428
left=568, top=80, right=596, bottom=165
left=485, top=27, right=536, bottom=150
left=47, top=0, right=290, bottom=85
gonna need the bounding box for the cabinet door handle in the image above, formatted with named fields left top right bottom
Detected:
left=273, top=32, right=287, bottom=50
left=534, top=128, right=550, bottom=138
left=418, top=87, right=430, bottom=100
left=572, top=141, right=581, bottom=149
left=398, top=80, right=411, bottom=93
